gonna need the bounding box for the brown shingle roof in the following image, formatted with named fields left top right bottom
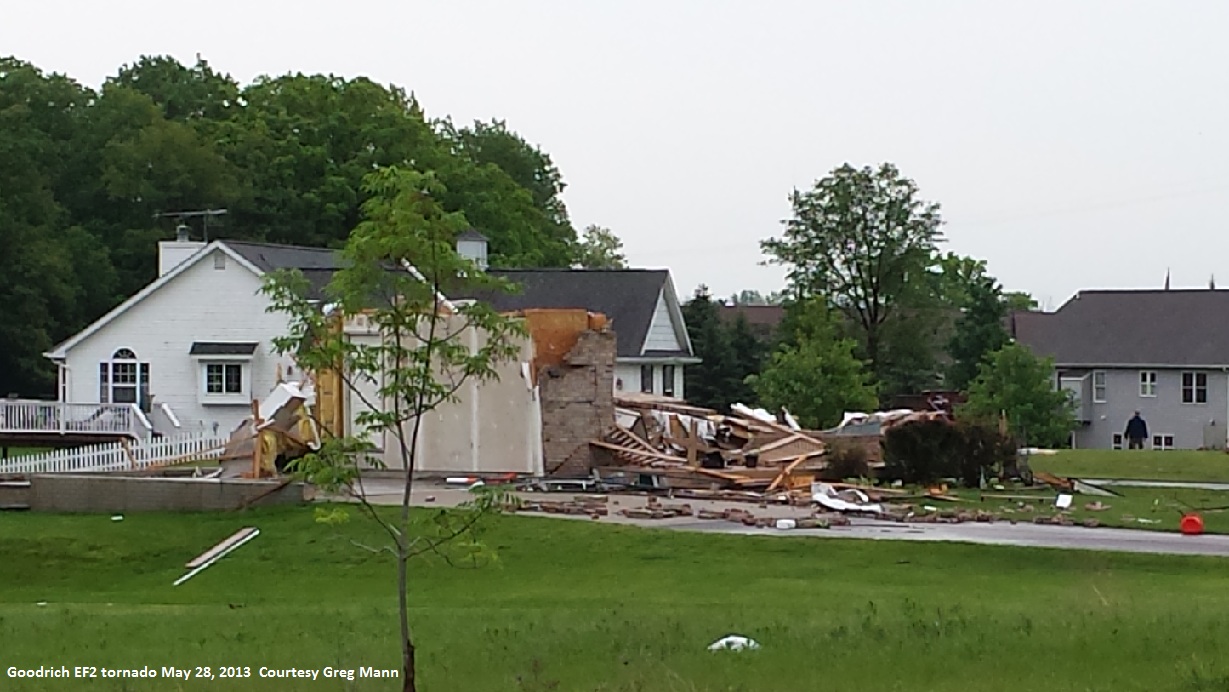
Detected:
left=718, top=305, right=785, bottom=328
left=1012, top=289, right=1229, bottom=366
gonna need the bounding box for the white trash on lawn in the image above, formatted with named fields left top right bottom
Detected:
left=708, top=635, right=761, bottom=651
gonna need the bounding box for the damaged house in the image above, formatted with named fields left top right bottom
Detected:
left=30, top=226, right=685, bottom=477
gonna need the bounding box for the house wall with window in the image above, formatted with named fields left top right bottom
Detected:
left=615, top=362, right=685, bottom=399
left=1063, top=367, right=1228, bottom=450
left=60, top=247, right=299, bottom=437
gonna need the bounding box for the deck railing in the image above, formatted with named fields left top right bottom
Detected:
left=0, top=433, right=229, bottom=475
left=0, top=400, right=150, bottom=438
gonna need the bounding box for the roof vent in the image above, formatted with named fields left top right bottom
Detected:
left=176, top=224, right=192, bottom=242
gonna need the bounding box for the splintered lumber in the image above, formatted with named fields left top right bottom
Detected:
left=692, top=466, right=753, bottom=483
left=1034, top=471, right=1074, bottom=491
left=686, top=419, right=699, bottom=466
left=607, top=426, right=657, bottom=453
left=765, top=453, right=811, bottom=494
left=589, top=440, right=684, bottom=465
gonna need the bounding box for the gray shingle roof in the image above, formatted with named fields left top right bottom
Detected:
left=222, top=242, right=688, bottom=359
left=455, top=269, right=687, bottom=359
left=223, top=241, right=346, bottom=301
left=189, top=341, right=259, bottom=356
left=1012, top=289, right=1229, bottom=366
left=224, top=241, right=343, bottom=273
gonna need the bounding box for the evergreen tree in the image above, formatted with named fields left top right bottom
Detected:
left=681, top=286, right=738, bottom=410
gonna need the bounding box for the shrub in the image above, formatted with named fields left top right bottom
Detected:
left=882, top=419, right=1012, bottom=487
left=820, top=440, right=871, bottom=481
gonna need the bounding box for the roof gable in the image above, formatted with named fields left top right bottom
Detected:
left=453, top=269, right=690, bottom=359
left=1013, top=289, right=1229, bottom=366
left=45, top=242, right=264, bottom=359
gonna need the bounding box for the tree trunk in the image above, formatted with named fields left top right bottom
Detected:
left=399, top=549, right=416, bottom=692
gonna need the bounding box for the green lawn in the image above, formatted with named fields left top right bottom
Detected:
left=953, top=486, right=1229, bottom=532
left=6, top=508, right=1229, bottom=691
left=1029, top=448, right=1229, bottom=482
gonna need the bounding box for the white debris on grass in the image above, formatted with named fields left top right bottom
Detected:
left=708, top=635, right=761, bottom=651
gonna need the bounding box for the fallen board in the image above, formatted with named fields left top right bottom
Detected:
left=186, top=527, right=259, bottom=569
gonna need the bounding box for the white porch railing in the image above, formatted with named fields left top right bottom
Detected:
left=0, top=433, right=229, bottom=475
left=0, top=400, right=151, bottom=438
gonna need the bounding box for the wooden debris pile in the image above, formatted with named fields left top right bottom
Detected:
left=590, top=393, right=831, bottom=496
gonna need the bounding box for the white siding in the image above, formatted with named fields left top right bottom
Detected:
left=63, top=248, right=298, bottom=437
left=642, top=290, right=683, bottom=352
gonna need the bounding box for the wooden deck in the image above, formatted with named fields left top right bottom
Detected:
left=0, top=400, right=150, bottom=448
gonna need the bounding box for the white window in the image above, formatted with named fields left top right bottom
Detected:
left=1092, top=370, right=1107, bottom=403
left=662, top=365, right=676, bottom=397
left=1152, top=434, right=1175, bottom=450
left=640, top=365, right=654, bottom=394
left=1139, top=371, right=1157, bottom=397
left=1181, top=372, right=1208, bottom=404
left=200, top=362, right=248, bottom=403
left=205, top=363, right=243, bottom=395
left=1111, top=433, right=1123, bottom=450
left=99, top=348, right=150, bottom=409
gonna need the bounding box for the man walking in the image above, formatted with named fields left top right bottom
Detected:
left=1124, top=411, right=1149, bottom=450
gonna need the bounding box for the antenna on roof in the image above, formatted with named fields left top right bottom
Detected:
left=1211, top=275, right=1217, bottom=290
left=153, top=208, right=228, bottom=242
left=1164, top=268, right=1171, bottom=291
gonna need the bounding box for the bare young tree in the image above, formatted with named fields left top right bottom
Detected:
left=263, top=166, right=524, bottom=692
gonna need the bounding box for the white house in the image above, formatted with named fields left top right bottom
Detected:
left=43, top=234, right=317, bottom=437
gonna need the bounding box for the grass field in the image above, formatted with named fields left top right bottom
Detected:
left=953, top=486, right=1229, bottom=532
left=6, top=507, right=1229, bottom=691
left=1028, top=449, right=1229, bottom=482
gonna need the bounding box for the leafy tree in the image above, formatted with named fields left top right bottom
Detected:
left=747, top=301, right=877, bottom=429
left=573, top=224, right=627, bottom=269
left=108, top=55, right=240, bottom=122
left=263, top=167, right=523, bottom=691
left=960, top=343, right=1075, bottom=448
left=761, top=163, right=944, bottom=392
left=930, top=252, right=989, bottom=308
left=223, top=74, right=436, bottom=249
left=681, top=286, right=738, bottom=409
left=0, top=55, right=592, bottom=395
left=1003, top=291, right=1038, bottom=312
left=443, top=119, right=570, bottom=229
left=0, top=59, right=104, bottom=395
left=440, top=118, right=577, bottom=267
left=946, top=276, right=1009, bottom=390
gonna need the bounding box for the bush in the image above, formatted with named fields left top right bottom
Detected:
left=820, top=440, right=871, bottom=481
left=882, top=419, right=1013, bottom=487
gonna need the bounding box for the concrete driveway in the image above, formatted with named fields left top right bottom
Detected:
left=329, top=477, right=1229, bottom=558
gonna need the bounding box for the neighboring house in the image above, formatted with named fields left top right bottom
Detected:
left=453, top=234, right=698, bottom=398
left=718, top=304, right=785, bottom=341
left=1012, top=289, right=1229, bottom=450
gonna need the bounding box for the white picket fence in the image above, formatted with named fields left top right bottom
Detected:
left=0, top=434, right=229, bottom=475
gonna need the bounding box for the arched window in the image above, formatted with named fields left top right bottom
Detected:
left=100, top=348, right=150, bottom=408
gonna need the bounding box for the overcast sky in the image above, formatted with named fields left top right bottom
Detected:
left=6, top=1, right=1228, bottom=308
